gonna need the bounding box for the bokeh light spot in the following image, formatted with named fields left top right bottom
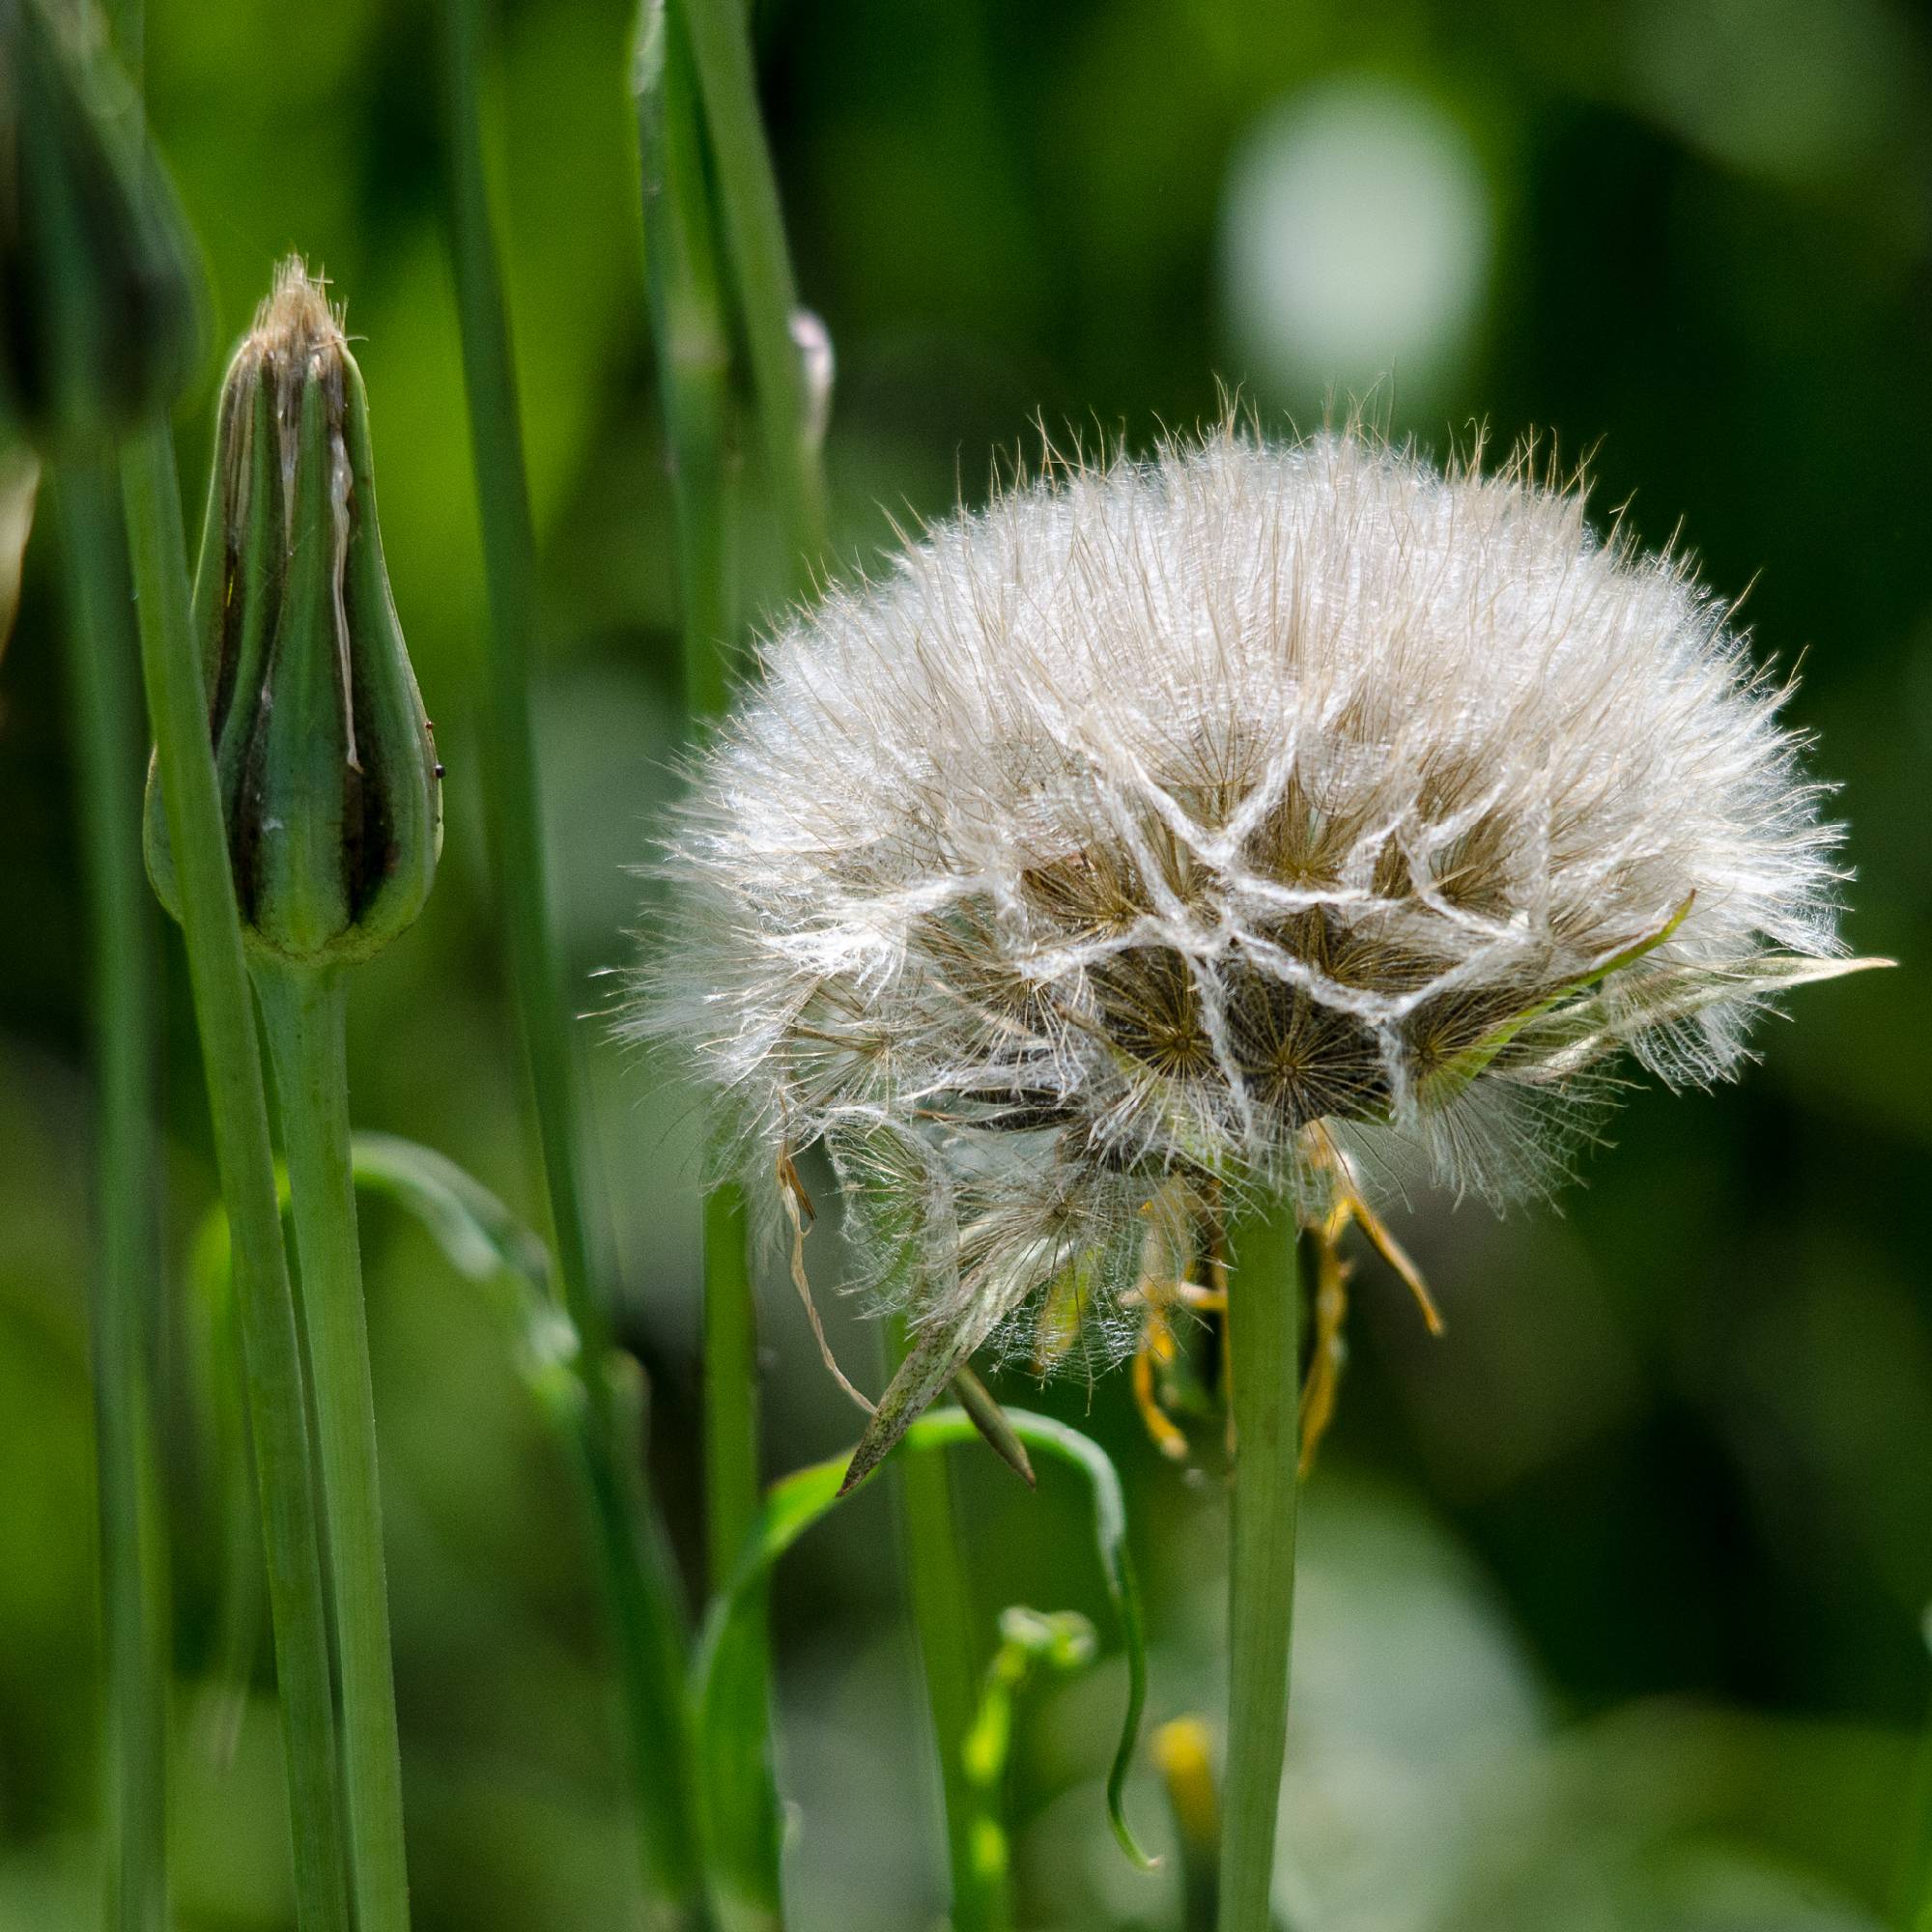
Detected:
left=1219, top=79, right=1492, bottom=404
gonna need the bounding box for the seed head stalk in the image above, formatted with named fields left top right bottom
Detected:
left=122, top=422, right=352, bottom=1932
left=440, top=0, right=705, bottom=1917
left=57, top=460, right=168, bottom=1932
left=1218, top=1192, right=1302, bottom=1932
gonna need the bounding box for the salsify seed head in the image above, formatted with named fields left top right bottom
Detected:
left=629, top=424, right=1866, bottom=1435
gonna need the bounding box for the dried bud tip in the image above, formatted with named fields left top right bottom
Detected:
left=247, top=256, right=343, bottom=362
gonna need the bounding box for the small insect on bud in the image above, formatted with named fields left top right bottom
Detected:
left=145, top=258, right=440, bottom=968
left=0, top=0, right=207, bottom=453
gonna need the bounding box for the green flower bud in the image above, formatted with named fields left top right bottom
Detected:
left=0, top=0, right=207, bottom=453
left=145, top=259, right=441, bottom=969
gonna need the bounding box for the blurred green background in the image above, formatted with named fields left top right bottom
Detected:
left=3, top=0, right=1930, bottom=1926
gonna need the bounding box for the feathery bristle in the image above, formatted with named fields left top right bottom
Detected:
left=626, top=423, right=1856, bottom=1376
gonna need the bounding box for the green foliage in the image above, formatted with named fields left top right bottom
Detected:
left=1, top=0, right=1928, bottom=1926
left=0, top=0, right=206, bottom=454
left=693, top=1405, right=1152, bottom=1927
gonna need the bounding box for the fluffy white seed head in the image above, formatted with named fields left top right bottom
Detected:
left=627, top=426, right=1851, bottom=1388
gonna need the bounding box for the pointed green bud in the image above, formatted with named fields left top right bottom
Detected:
left=0, top=0, right=207, bottom=453
left=145, top=259, right=441, bottom=969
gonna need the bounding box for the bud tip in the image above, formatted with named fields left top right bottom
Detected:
left=248, top=256, right=343, bottom=362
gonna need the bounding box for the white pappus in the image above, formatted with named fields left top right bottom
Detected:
left=625, top=423, right=1875, bottom=1477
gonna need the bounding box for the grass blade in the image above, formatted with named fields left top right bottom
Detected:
left=56, top=460, right=169, bottom=1932
left=678, top=0, right=827, bottom=568
left=438, top=4, right=706, bottom=1920
left=633, top=0, right=738, bottom=718
left=633, top=9, right=777, bottom=1922
left=694, top=1403, right=1153, bottom=1920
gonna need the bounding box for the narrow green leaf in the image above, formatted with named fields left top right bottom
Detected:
left=1420, top=893, right=1693, bottom=1104
left=350, top=1131, right=548, bottom=1286
left=696, top=1403, right=1155, bottom=1914
left=1534, top=950, right=1894, bottom=1080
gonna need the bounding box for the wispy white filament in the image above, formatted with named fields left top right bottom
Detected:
left=628, top=426, right=1849, bottom=1374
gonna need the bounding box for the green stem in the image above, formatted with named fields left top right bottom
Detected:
left=252, top=963, right=411, bottom=1932
left=122, top=422, right=351, bottom=1932
left=638, top=0, right=756, bottom=1667
left=702, top=1185, right=760, bottom=1583
left=1218, top=1191, right=1302, bottom=1932
left=635, top=0, right=738, bottom=722
left=440, top=3, right=705, bottom=1918
left=439, top=0, right=602, bottom=1385
left=892, top=1321, right=1009, bottom=1932
left=58, top=461, right=168, bottom=1932
left=635, top=14, right=768, bottom=1921
left=678, top=0, right=827, bottom=569
left=573, top=1355, right=710, bottom=1932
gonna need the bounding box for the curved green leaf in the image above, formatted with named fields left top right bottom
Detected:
left=188, top=1132, right=702, bottom=1915
left=694, top=1403, right=1154, bottom=1926
left=185, top=1133, right=575, bottom=1748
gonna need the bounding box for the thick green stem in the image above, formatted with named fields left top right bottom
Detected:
left=678, top=0, right=827, bottom=568
left=702, top=1185, right=760, bottom=1584
left=252, top=963, right=411, bottom=1932
left=888, top=1319, right=1009, bottom=1932
left=122, top=422, right=351, bottom=1932
left=440, top=3, right=705, bottom=1918
left=58, top=462, right=168, bottom=1932
left=1219, top=1192, right=1302, bottom=1932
